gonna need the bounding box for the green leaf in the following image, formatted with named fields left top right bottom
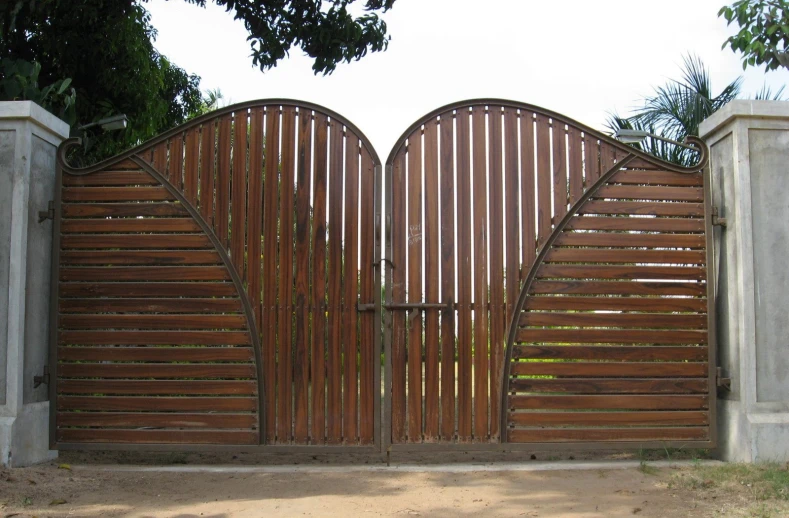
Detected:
left=57, top=78, right=72, bottom=94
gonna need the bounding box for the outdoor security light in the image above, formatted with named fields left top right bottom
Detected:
left=613, top=128, right=697, bottom=151
left=78, top=114, right=128, bottom=132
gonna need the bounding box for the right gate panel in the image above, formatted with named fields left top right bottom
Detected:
left=504, top=159, right=715, bottom=445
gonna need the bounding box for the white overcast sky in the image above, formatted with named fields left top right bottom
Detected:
left=147, top=0, right=789, bottom=161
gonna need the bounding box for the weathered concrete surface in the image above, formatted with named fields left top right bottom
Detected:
left=0, top=101, right=67, bottom=467
left=700, top=100, right=789, bottom=462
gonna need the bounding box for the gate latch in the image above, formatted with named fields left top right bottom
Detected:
left=712, top=206, right=727, bottom=228
left=716, top=366, right=731, bottom=391
left=33, top=365, right=50, bottom=388
left=38, top=200, right=55, bottom=223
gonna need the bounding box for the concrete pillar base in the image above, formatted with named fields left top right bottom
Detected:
left=0, top=402, right=57, bottom=467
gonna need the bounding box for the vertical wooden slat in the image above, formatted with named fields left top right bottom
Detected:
left=438, top=112, right=456, bottom=441
left=199, top=121, right=216, bottom=228
left=277, top=106, right=296, bottom=443
left=552, top=120, right=567, bottom=223
left=342, top=132, right=359, bottom=443
left=504, top=108, right=519, bottom=320
left=585, top=133, right=600, bottom=186
left=568, top=126, right=584, bottom=205
left=169, top=133, right=184, bottom=192
left=184, top=129, right=199, bottom=205
left=261, top=107, right=280, bottom=443
left=472, top=106, right=488, bottom=440
left=294, top=109, right=312, bottom=444
left=246, top=108, right=264, bottom=327
left=358, top=148, right=375, bottom=445
left=520, top=111, right=536, bottom=282
left=152, top=142, right=167, bottom=178
left=310, top=113, right=328, bottom=444
left=488, top=106, right=504, bottom=441
left=535, top=114, right=552, bottom=248
left=391, top=148, right=407, bottom=443
left=456, top=108, right=472, bottom=441
left=423, top=119, right=440, bottom=442
left=216, top=115, right=232, bottom=247
left=406, top=133, right=423, bottom=443
left=600, top=141, right=614, bottom=174
left=326, top=118, right=344, bottom=444
left=231, top=110, right=248, bottom=277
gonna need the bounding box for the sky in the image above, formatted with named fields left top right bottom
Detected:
left=146, top=0, right=789, bottom=161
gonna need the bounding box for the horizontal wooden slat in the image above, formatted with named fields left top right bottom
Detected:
left=537, top=264, right=706, bottom=281
left=554, top=232, right=706, bottom=248
left=58, top=363, right=256, bottom=379
left=59, top=282, right=238, bottom=298
left=513, top=345, right=707, bottom=360
left=102, top=159, right=140, bottom=171
left=595, top=185, right=704, bottom=202
left=545, top=249, right=705, bottom=264
left=63, top=187, right=176, bottom=202
left=565, top=216, right=705, bottom=232
left=59, top=297, right=243, bottom=313
left=610, top=171, right=703, bottom=186
left=509, top=378, right=708, bottom=394
left=580, top=201, right=704, bottom=217
left=523, top=296, right=707, bottom=312
left=57, top=429, right=257, bottom=444
left=62, top=203, right=188, bottom=218
left=510, top=361, right=708, bottom=377
left=516, top=329, right=708, bottom=345
left=61, top=218, right=201, bottom=233
left=509, top=394, right=708, bottom=410
left=62, top=171, right=159, bottom=186
left=60, top=266, right=230, bottom=282
left=519, top=312, right=707, bottom=329
left=57, top=412, right=257, bottom=428
left=59, top=314, right=247, bottom=330
left=508, top=427, right=708, bottom=442
left=530, top=280, right=706, bottom=296
left=59, top=330, right=250, bottom=345
left=60, top=250, right=222, bottom=266
left=57, top=379, right=256, bottom=395
left=61, top=234, right=212, bottom=249
left=57, top=346, right=254, bottom=362
left=57, top=396, right=257, bottom=412
left=508, top=411, right=709, bottom=427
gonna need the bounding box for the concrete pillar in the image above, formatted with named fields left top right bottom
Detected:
left=700, top=100, right=789, bottom=462
left=0, top=101, right=68, bottom=467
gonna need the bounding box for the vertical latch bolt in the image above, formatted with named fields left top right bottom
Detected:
left=38, top=200, right=55, bottom=223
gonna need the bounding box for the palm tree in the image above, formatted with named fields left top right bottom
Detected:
left=607, top=54, right=783, bottom=166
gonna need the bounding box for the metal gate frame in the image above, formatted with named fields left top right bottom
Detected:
left=48, top=97, right=717, bottom=453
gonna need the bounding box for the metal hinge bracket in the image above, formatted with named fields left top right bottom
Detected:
left=38, top=200, right=55, bottom=223
left=712, top=206, right=727, bottom=228
left=33, top=365, right=50, bottom=388
left=716, top=366, right=731, bottom=391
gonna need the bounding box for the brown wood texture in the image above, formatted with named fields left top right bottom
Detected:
left=246, top=107, right=264, bottom=324
left=359, top=148, right=375, bottom=444
left=59, top=250, right=222, bottom=265
left=59, top=297, right=243, bottom=314
left=488, top=107, right=504, bottom=441
left=311, top=113, right=328, bottom=444
left=216, top=114, right=232, bottom=246
left=184, top=128, right=200, bottom=205
left=407, top=132, right=423, bottom=442
left=391, top=148, right=407, bottom=443
left=423, top=119, right=439, bottom=441
left=199, top=119, right=216, bottom=227
left=230, top=109, right=248, bottom=277
left=62, top=203, right=189, bottom=218
left=343, top=132, right=360, bottom=443
left=456, top=108, right=472, bottom=441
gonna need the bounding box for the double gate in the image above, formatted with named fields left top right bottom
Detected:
left=50, top=99, right=716, bottom=452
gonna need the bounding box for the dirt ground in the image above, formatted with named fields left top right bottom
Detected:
left=2, top=456, right=788, bottom=517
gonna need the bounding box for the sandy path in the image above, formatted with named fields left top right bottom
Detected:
left=0, top=462, right=729, bottom=517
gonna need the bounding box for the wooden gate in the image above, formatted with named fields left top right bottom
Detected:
left=51, top=98, right=715, bottom=452
left=384, top=100, right=715, bottom=449
left=52, top=100, right=382, bottom=449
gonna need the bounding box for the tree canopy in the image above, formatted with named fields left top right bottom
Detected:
left=0, top=0, right=395, bottom=162
left=719, top=0, right=789, bottom=71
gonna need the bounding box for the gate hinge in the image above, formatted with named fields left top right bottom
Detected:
left=33, top=365, right=50, bottom=388
left=716, top=366, right=731, bottom=391
left=712, top=206, right=727, bottom=228
left=38, top=200, right=55, bottom=223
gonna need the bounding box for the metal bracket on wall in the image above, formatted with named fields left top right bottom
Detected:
left=38, top=200, right=54, bottom=223
left=716, top=366, right=731, bottom=391
left=33, top=365, right=50, bottom=388
left=712, top=206, right=727, bottom=227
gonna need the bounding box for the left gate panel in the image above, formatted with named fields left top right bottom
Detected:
left=53, top=154, right=261, bottom=446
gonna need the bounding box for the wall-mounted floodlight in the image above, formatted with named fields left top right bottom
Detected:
left=613, top=128, right=698, bottom=151
left=78, top=114, right=128, bottom=132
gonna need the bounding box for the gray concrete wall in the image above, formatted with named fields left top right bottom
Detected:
left=700, top=100, right=789, bottom=462
left=0, top=101, right=68, bottom=467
